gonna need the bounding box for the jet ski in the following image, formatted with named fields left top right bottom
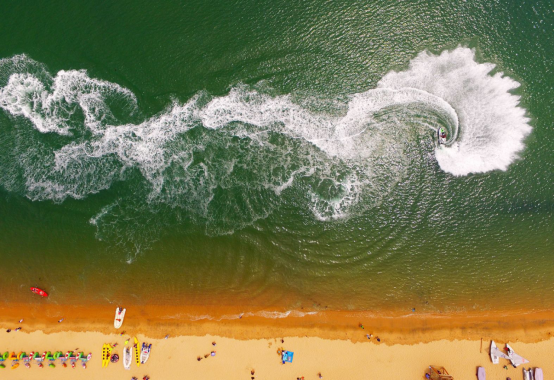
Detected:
left=438, top=127, right=447, bottom=145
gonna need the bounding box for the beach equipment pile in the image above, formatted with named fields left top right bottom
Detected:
left=0, top=351, right=91, bottom=369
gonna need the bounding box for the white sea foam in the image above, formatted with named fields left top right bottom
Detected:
left=173, top=310, right=318, bottom=321
left=377, top=47, right=531, bottom=176
left=0, top=48, right=532, bottom=239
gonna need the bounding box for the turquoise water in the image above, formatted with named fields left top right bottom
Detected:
left=0, top=1, right=552, bottom=315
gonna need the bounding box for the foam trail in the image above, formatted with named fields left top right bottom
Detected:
left=0, top=48, right=533, bottom=242
left=377, top=47, right=531, bottom=175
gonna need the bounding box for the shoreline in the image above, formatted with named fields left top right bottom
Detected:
left=3, top=303, right=554, bottom=379
left=3, top=302, right=554, bottom=345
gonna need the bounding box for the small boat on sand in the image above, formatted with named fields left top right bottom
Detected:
left=123, top=347, right=132, bottom=370
left=140, top=343, right=151, bottom=364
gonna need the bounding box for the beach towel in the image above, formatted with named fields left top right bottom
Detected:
left=282, top=351, right=294, bottom=363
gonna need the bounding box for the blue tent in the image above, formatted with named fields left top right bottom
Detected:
left=282, top=351, right=294, bottom=363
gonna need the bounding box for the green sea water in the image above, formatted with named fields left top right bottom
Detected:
left=0, top=1, right=552, bottom=317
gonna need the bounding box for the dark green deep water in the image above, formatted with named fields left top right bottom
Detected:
left=0, top=1, right=552, bottom=316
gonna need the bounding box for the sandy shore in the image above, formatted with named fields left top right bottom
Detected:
left=2, top=330, right=554, bottom=380
left=2, top=304, right=554, bottom=379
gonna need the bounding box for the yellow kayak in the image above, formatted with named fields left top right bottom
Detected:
left=12, top=362, right=19, bottom=369
left=102, top=344, right=111, bottom=367
left=134, top=337, right=140, bottom=367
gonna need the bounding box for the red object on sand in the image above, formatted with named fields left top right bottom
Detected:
left=30, top=287, right=48, bottom=297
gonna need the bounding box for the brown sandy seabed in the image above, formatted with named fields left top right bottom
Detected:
left=2, top=303, right=554, bottom=379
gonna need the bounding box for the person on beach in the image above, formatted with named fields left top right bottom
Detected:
left=165, top=334, right=169, bottom=339
left=359, top=323, right=364, bottom=329
left=318, top=372, right=323, bottom=379
left=211, top=351, right=216, bottom=356
left=18, top=319, right=23, bottom=323
left=197, top=357, right=202, bottom=361
left=15, top=327, right=21, bottom=331
left=58, top=318, right=64, bottom=323
left=212, top=341, right=216, bottom=346
left=6, top=329, right=11, bottom=332
left=251, top=370, right=255, bottom=375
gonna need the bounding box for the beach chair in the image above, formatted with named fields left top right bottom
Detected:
left=428, top=365, right=454, bottom=380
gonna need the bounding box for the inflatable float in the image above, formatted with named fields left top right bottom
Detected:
left=134, top=338, right=140, bottom=367
left=102, top=345, right=111, bottom=368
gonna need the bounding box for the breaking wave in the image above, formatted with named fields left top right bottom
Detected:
left=0, top=47, right=532, bottom=241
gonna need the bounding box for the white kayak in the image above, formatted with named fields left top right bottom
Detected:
left=123, top=347, right=132, bottom=370
left=140, top=343, right=151, bottom=364
left=114, top=307, right=126, bottom=329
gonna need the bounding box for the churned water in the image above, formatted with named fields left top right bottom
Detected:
left=0, top=0, right=552, bottom=316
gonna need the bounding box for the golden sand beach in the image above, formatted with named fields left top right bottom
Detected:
left=2, top=303, right=554, bottom=379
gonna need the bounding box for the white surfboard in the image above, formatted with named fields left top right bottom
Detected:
left=114, top=307, right=126, bottom=329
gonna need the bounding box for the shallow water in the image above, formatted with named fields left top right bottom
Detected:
left=0, top=0, right=552, bottom=316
